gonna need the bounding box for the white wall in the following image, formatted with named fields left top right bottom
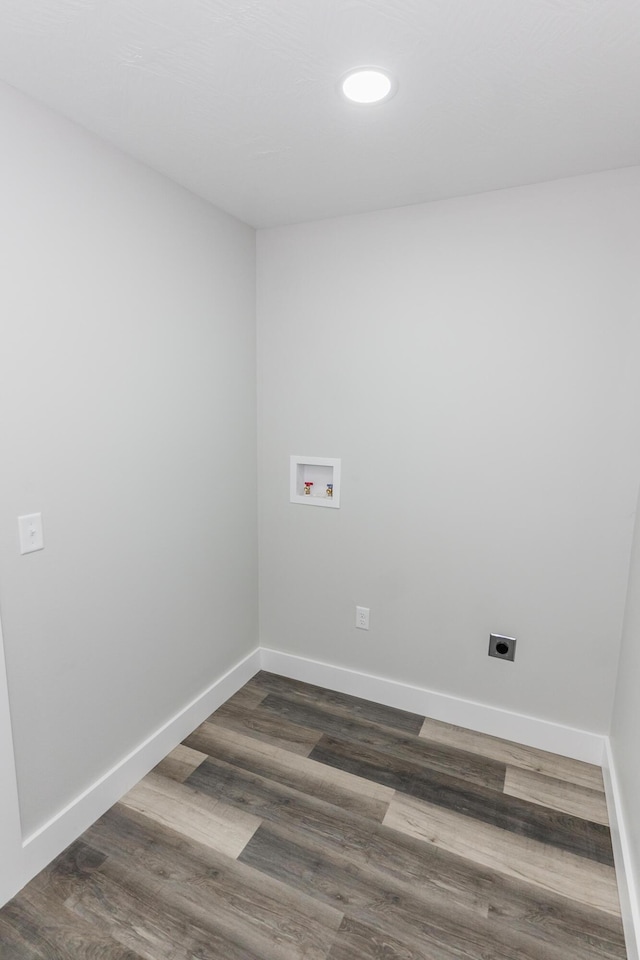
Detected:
left=257, top=167, right=640, bottom=734
left=0, top=81, right=258, bottom=838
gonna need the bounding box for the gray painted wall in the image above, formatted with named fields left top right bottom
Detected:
left=0, top=82, right=258, bottom=837
left=257, top=166, right=640, bottom=733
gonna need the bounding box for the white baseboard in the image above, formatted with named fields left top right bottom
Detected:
left=602, top=739, right=639, bottom=960
left=259, top=648, right=606, bottom=765
left=8, top=647, right=261, bottom=905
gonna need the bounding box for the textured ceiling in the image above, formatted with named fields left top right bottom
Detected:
left=0, top=0, right=639, bottom=227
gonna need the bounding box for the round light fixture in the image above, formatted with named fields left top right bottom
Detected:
left=341, top=68, right=396, bottom=104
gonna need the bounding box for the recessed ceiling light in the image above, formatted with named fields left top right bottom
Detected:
left=341, top=68, right=396, bottom=105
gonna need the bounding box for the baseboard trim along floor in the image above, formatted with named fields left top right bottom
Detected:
left=260, top=649, right=605, bottom=764
left=603, top=739, right=640, bottom=960
left=2, top=645, right=637, bottom=958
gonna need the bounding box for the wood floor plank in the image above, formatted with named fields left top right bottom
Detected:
left=186, top=751, right=385, bottom=845
left=80, top=819, right=301, bottom=960
left=85, top=803, right=343, bottom=960
left=240, top=819, right=488, bottom=924
left=11, top=841, right=147, bottom=960
left=240, top=825, right=549, bottom=960
left=209, top=680, right=267, bottom=714
left=419, top=716, right=605, bottom=791
left=238, top=821, right=585, bottom=960
left=0, top=900, right=61, bottom=960
left=484, top=869, right=627, bottom=960
left=326, top=911, right=571, bottom=960
left=26, top=840, right=215, bottom=960
left=188, top=753, right=494, bottom=918
left=119, top=769, right=261, bottom=858
left=207, top=698, right=323, bottom=755
left=185, top=721, right=394, bottom=821
left=503, top=764, right=610, bottom=825
left=10, top=879, right=145, bottom=960
left=260, top=691, right=506, bottom=791
left=384, top=792, right=621, bottom=916
left=310, top=733, right=614, bottom=864
left=151, top=743, right=208, bottom=783
left=251, top=671, right=425, bottom=735
left=327, top=915, right=427, bottom=960
left=68, top=874, right=251, bottom=960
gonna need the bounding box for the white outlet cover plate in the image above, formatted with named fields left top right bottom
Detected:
left=356, top=606, right=370, bottom=630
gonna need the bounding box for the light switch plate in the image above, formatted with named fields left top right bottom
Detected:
left=18, top=513, right=44, bottom=554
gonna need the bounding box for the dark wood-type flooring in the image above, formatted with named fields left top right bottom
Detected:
left=0, top=671, right=628, bottom=959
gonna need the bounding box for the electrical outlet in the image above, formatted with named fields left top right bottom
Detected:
left=488, top=634, right=516, bottom=661
left=355, top=606, right=370, bottom=630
